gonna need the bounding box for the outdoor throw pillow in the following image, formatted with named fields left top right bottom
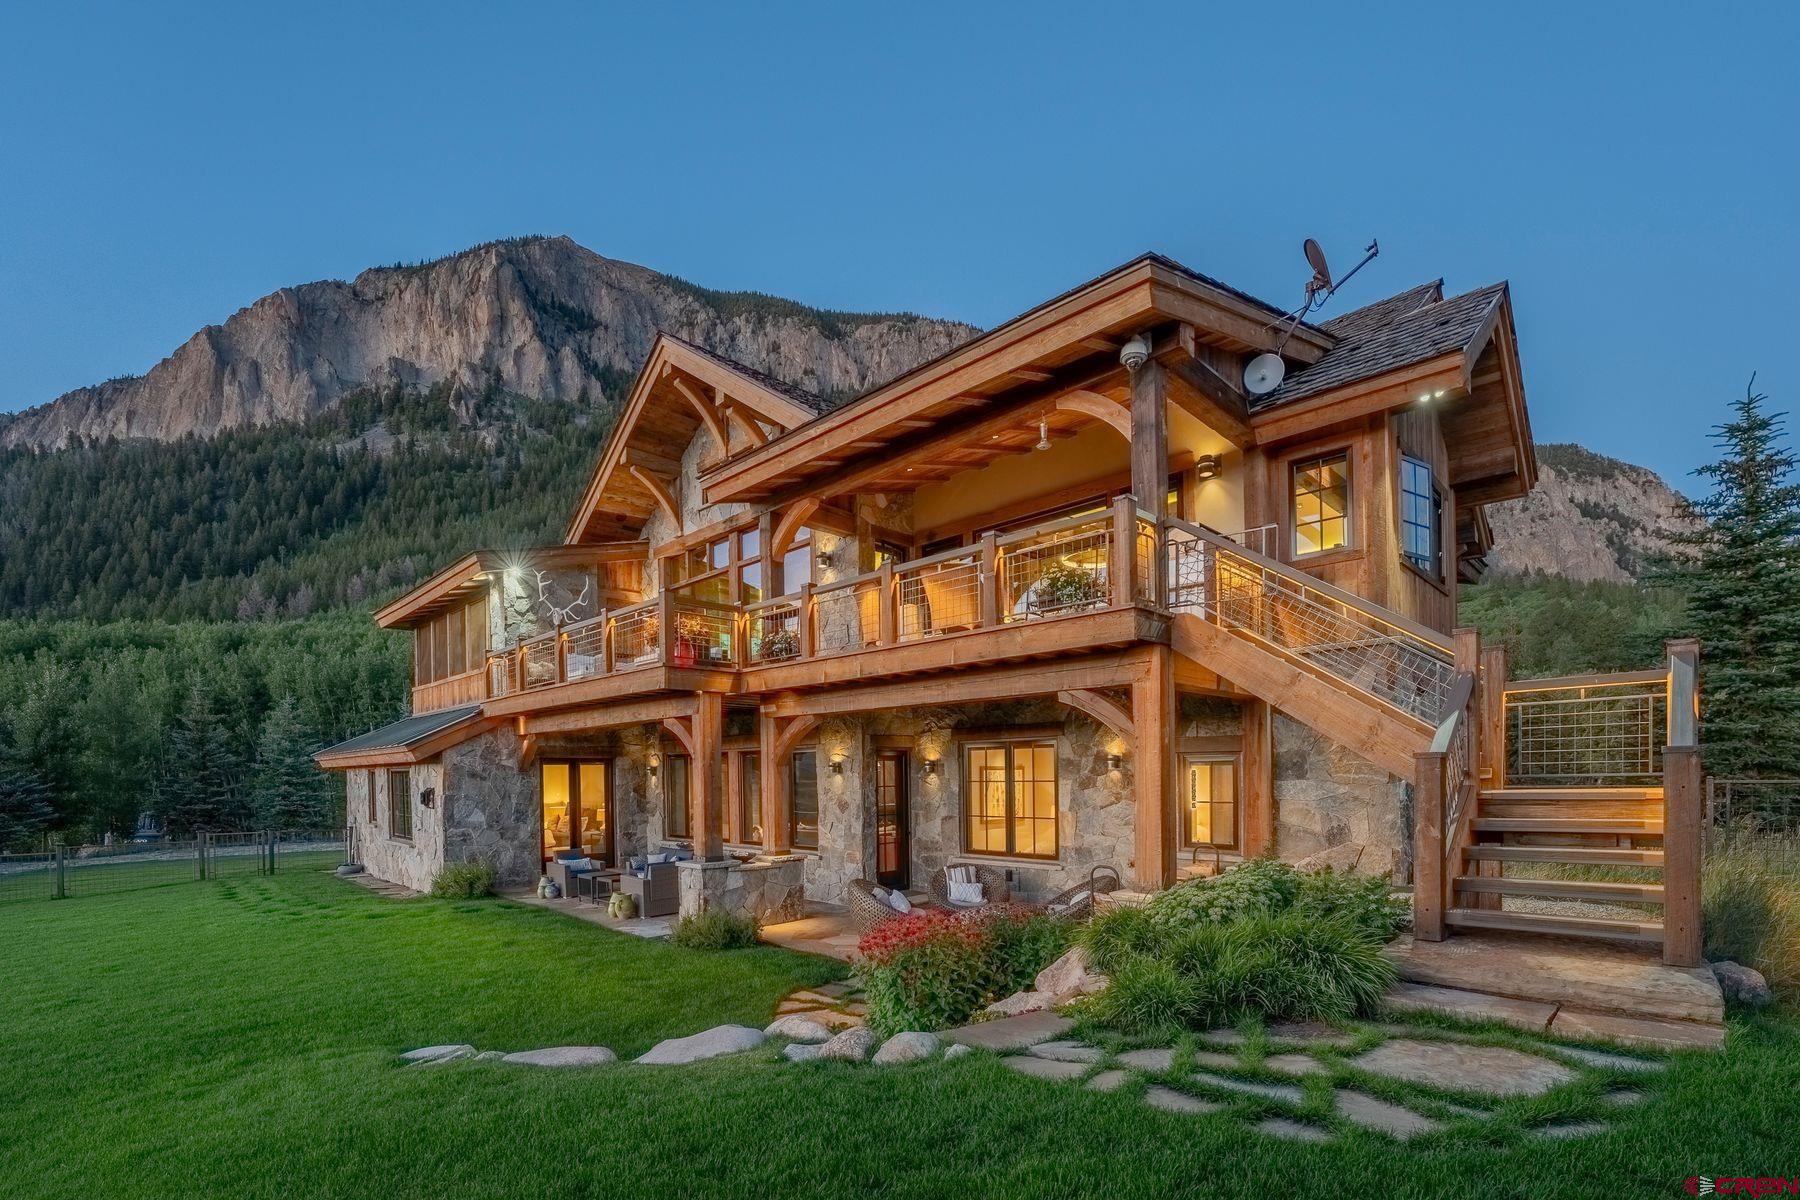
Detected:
left=947, top=879, right=984, bottom=906
left=887, top=889, right=912, bottom=914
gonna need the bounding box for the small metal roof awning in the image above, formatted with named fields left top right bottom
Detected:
left=313, top=704, right=491, bottom=771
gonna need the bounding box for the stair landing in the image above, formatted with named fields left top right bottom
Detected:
left=1385, top=931, right=1723, bottom=1049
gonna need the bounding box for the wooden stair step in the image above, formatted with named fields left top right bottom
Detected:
left=1465, top=845, right=1665, bottom=867
left=1443, top=907, right=1664, bottom=944
left=1472, top=817, right=1664, bottom=835
left=1453, top=875, right=1664, bottom=904
left=1480, top=801, right=1665, bottom=820
left=1479, top=787, right=1663, bottom=802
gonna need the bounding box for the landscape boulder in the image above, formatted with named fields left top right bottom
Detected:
left=872, top=1032, right=940, bottom=1065
left=765, top=1015, right=835, bottom=1043
left=500, top=1046, right=617, bottom=1067
left=1033, top=945, right=1109, bottom=1002
left=782, top=1043, right=822, bottom=1063
left=401, top=1044, right=474, bottom=1065
left=636, top=1025, right=765, bottom=1065
left=817, top=1026, right=878, bottom=1062
left=1711, top=960, right=1773, bottom=1008
left=984, top=990, right=1052, bottom=1017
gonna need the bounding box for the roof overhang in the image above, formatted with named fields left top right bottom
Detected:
left=564, top=335, right=824, bottom=544
left=697, top=255, right=1336, bottom=506
left=375, top=543, right=649, bottom=629
left=312, top=705, right=500, bottom=771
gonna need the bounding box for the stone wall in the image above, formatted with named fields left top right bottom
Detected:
left=1271, top=714, right=1410, bottom=879
left=441, top=729, right=541, bottom=888
left=676, top=856, right=807, bottom=923
left=346, top=763, right=445, bottom=893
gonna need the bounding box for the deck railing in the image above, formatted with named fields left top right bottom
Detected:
left=1501, top=671, right=1669, bottom=787
left=1163, top=517, right=1456, bottom=724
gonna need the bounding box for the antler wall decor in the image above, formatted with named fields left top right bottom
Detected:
left=533, top=570, right=593, bottom=625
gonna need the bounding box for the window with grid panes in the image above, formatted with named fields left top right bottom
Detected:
left=963, top=741, right=1058, bottom=859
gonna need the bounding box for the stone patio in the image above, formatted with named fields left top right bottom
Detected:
left=502, top=889, right=676, bottom=938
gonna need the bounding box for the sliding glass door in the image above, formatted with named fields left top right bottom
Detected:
left=540, top=760, right=613, bottom=865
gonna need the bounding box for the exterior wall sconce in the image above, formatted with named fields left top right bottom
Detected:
left=1106, top=753, right=1124, bottom=772
left=830, top=755, right=846, bottom=776
left=647, top=755, right=660, bottom=781
left=420, top=787, right=436, bottom=809
left=1195, top=454, right=1221, bottom=481
left=924, top=758, right=941, bottom=776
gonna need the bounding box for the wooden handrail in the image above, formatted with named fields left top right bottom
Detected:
left=1502, top=668, right=1667, bottom=694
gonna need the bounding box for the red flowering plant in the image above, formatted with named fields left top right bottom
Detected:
left=857, top=903, right=1071, bottom=1036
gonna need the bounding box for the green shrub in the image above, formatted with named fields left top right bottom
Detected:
left=858, top=905, right=1074, bottom=1035
left=671, top=907, right=759, bottom=950
left=429, top=861, right=495, bottom=899
left=1083, top=955, right=1198, bottom=1038
left=1085, top=905, right=1168, bottom=973
left=1292, top=867, right=1410, bottom=942
left=1145, top=858, right=1301, bottom=929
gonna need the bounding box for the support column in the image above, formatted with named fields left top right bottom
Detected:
left=1661, top=746, right=1704, bottom=966
left=759, top=708, right=790, bottom=853
left=690, top=692, right=724, bottom=862
left=1129, top=355, right=1168, bottom=520
left=1240, top=699, right=1274, bottom=858
left=1131, top=646, right=1176, bottom=891
left=1412, top=749, right=1446, bottom=940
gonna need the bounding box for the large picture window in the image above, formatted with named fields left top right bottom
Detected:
left=1400, top=455, right=1442, bottom=578
left=413, top=596, right=488, bottom=685
left=1292, top=452, right=1351, bottom=557
left=963, top=741, right=1058, bottom=859
left=663, top=755, right=691, bottom=840
left=1181, top=755, right=1238, bottom=850
left=790, top=751, right=819, bottom=850
left=387, top=769, right=413, bottom=841
left=669, top=525, right=778, bottom=605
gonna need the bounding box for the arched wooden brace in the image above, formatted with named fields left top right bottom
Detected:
left=721, top=391, right=770, bottom=449
left=626, top=463, right=682, bottom=529
left=1055, top=390, right=1132, bottom=441
left=770, top=498, right=821, bottom=561
left=671, top=377, right=731, bottom=450
left=757, top=711, right=819, bottom=853
left=660, top=716, right=696, bottom=756
left=1056, top=688, right=1135, bottom=742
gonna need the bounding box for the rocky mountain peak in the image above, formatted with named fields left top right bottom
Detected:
left=1484, top=443, right=1698, bottom=582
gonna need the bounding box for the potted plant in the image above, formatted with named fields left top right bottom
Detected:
left=1032, top=560, right=1106, bottom=615
left=761, top=627, right=800, bottom=661
left=672, top=611, right=710, bottom=667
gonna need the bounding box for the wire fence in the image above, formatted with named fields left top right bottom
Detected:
left=0, top=829, right=345, bottom=908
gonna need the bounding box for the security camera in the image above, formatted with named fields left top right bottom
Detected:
left=1119, top=334, right=1151, bottom=372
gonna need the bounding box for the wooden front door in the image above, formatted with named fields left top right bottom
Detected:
left=874, top=750, right=910, bottom=889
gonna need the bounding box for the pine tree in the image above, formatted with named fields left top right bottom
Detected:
left=250, top=696, right=328, bottom=829
left=0, top=737, right=56, bottom=851
left=1664, top=381, right=1800, bottom=778
left=156, top=683, right=251, bottom=834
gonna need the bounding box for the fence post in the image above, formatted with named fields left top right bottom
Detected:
left=198, top=833, right=209, bottom=881
left=1662, top=746, right=1704, bottom=966
left=54, top=844, right=67, bottom=900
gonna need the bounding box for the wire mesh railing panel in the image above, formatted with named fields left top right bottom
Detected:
left=813, top=583, right=879, bottom=655
left=61, top=841, right=205, bottom=899
left=999, top=520, right=1111, bottom=621
left=563, top=617, right=607, bottom=681
left=1504, top=685, right=1666, bottom=786
left=747, top=598, right=804, bottom=662
left=896, top=553, right=982, bottom=640
left=671, top=602, right=736, bottom=667
left=487, top=654, right=518, bottom=698
left=520, top=633, right=560, bottom=690
left=1135, top=519, right=1158, bottom=605
left=611, top=604, right=662, bottom=668
left=0, top=852, right=54, bottom=905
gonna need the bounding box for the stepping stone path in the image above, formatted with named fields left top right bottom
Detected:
left=402, top=1044, right=474, bottom=1065
left=1028, top=1040, right=1103, bottom=1063
left=976, top=1014, right=1674, bottom=1148
left=772, top=980, right=869, bottom=1030
left=1145, top=1085, right=1220, bottom=1114
left=1332, top=1091, right=1441, bottom=1140
left=1351, top=1039, right=1577, bottom=1098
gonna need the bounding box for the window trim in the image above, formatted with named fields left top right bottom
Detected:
left=386, top=768, right=413, bottom=842
left=789, top=749, right=820, bottom=851
left=960, top=738, right=1060, bottom=861
left=365, top=771, right=377, bottom=824
left=662, top=753, right=691, bottom=841
left=1179, top=753, right=1240, bottom=851
left=738, top=752, right=762, bottom=845
left=1399, top=454, right=1443, bottom=581
left=1289, top=450, right=1354, bottom=560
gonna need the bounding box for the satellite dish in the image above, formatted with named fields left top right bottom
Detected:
left=1303, top=238, right=1333, bottom=296
left=1243, top=352, right=1286, bottom=395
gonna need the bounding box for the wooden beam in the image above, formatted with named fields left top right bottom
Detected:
left=774, top=714, right=820, bottom=760
left=1057, top=688, right=1134, bottom=741
left=1164, top=353, right=1254, bottom=448
left=1129, top=359, right=1168, bottom=517
left=1130, top=646, right=1175, bottom=891
left=692, top=691, right=724, bottom=861
left=1661, top=745, right=1703, bottom=966
left=626, top=461, right=681, bottom=529
left=671, top=376, right=730, bottom=450
left=722, top=396, right=769, bottom=449
left=1056, top=389, right=1132, bottom=440
left=660, top=715, right=696, bottom=756
left=1240, top=699, right=1273, bottom=857
left=520, top=695, right=697, bottom=736
left=516, top=734, right=538, bottom=770
left=771, top=498, right=821, bottom=560
left=1412, top=749, right=1446, bottom=941
left=765, top=649, right=1154, bottom=719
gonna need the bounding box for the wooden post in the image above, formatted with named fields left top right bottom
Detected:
left=977, top=533, right=999, bottom=628
left=796, top=583, right=815, bottom=659
left=692, top=691, right=725, bottom=862
left=1240, top=698, right=1274, bottom=858
left=658, top=589, right=677, bottom=663
left=1412, top=750, right=1446, bottom=941
left=555, top=626, right=569, bottom=684
left=877, top=563, right=896, bottom=645
left=1129, top=354, right=1167, bottom=523
left=602, top=617, right=616, bottom=675
left=1451, top=628, right=1498, bottom=908
left=1130, top=647, right=1176, bottom=891
left=759, top=709, right=790, bottom=853
left=1666, top=637, right=1700, bottom=747
left=1662, top=745, right=1704, bottom=966
left=1109, top=495, right=1137, bottom=606
left=1479, top=642, right=1508, bottom=790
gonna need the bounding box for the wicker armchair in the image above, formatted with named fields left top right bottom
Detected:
left=927, top=863, right=1011, bottom=911
left=848, top=879, right=907, bottom=934
left=1038, top=869, right=1121, bottom=921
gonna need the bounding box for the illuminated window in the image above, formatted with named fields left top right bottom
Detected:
left=1292, top=453, right=1350, bottom=556
left=663, top=755, right=690, bottom=840
left=669, top=524, right=775, bottom=604
left=781, top=531, right=814, bottom=593
left=740, top=753, right=762, bottom=842
left=790, top=751, right=819, bottom=850
left=1181, top=756, right=1237, bottom=849
left=387, top=769, right=413, bottom=841
left=963, top=741, right=1058, bottom=859
left=1400, top=456, right=1442, bottom=578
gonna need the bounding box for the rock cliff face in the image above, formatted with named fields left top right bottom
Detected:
left=1484, top=444, right=1696, bottom=582
left=0, top=235, right=978, bottom=449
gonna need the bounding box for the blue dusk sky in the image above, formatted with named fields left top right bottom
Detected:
left=1, top=1, right=1795, bottom=490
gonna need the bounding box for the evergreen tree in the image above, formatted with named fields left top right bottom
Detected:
left=1664, top=381, right=1800, bottom=778
left=0, top=737, right=56, bottom=851
left=250, top=696, right=329, bottom=829
left=155, top=682, right=251, bottom=834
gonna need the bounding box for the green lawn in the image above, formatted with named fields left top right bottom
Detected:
left=3, top=868, right=1797, bottom=1200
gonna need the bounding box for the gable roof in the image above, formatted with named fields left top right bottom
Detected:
left=1253, top=282, right=1509, bottom=411
left=661, top=333, right=830, bottom=415
left=1318, top=280, right=1444, bottom=340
